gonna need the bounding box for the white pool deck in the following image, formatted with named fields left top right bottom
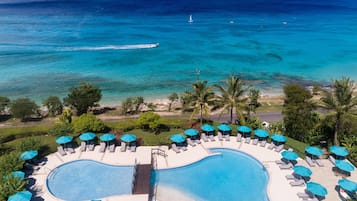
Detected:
left=30, top=136, right=357, bottom=201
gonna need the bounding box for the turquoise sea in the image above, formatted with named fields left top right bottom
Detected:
left=0, top=0, right=357, bottom=104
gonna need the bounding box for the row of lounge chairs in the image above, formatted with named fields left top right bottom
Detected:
left=171, top=143, right=187, bottom=153
left=305, top=156, right=324, bottom=167
left=57, top=145, right=75, bottom=156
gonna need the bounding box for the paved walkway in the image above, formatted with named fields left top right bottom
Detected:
left=29, top=137, right=356, bottom=201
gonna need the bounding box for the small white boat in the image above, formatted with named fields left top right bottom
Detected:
left=188, top=14, right=193, bottom=23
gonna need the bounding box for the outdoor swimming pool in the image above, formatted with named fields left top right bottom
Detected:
left=47, top=160, right=134, bottom=201
left=152, top=148, right=269, bottom=201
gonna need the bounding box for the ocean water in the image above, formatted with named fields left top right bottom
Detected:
left=0, top=0, right=357, bottom=104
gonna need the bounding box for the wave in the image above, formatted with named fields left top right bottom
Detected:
left=66, top=43, right=159, bottom=51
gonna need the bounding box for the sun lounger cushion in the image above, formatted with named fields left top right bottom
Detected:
left=297, top=192, right=310, bottom=199
left=201, top=133, right=209, bottom=142
left=88, top=143, right=95, bottom=151
left=67, top=147, right=75, bottom=154
left=109, top=143, right=116, bottom=152
left=314, top=159, right=324, bottom=167
left=237, top=134, right=242, bottom=142
left=305, top=156, right=315, bottom=167
left=209, top=135, right=215, bottom=141
left=285, top=174, right=296, bottom=180
left=268, top=143, right=275, bottom=150
left=279, top=163, right=292, bottom=169
left=260, top=140, right=267, bottom=147
left=171, top=144, right=180, bottom=153
left=130, top=145, right=136, bottom=152
left=99, top=142, right=106, bottom=153
left=329, top=155, right=335, bottom=165
left=181, top=146, right=187, bottom=151
left=120, top=142, right=126, bottom=152
left=253, top=138, right=258, bottom=145
left=80, top=141, right=86, bottom=152
left=275, top=145, right=284, bottom=152
left=187, top=138, right=196, bottom=147
left=217, top=132, right=223, bottom=141
left=290, top=179, right=305, bottom=186
left=245, top=137, right=251, bottom=144
left=195, top=139, right=201, bottom=144
left=57, top=146, right=67, bottom=156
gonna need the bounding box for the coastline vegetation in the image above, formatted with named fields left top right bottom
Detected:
left=0, top=76, right=356, bottom=200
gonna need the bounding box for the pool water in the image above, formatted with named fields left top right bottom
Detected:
left=47, top=160, right=134, bottom=201
left=152, top=148, right=269, bottom=201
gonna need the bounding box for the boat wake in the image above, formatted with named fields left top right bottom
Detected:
left=67, top=43, right=159, bottom=51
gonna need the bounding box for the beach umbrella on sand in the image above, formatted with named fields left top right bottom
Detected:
left=338, top=179, right=357, bottom=193
left=79, top=132, right=96, bottom=141
left=330, top=146, right=349, bottom=157
left=120, top=134, right=137, bottom=143
left=201, top=124, right=214, bottom=132
left=305, top=146, right=323, bottom=157
left=100, top=133, right=116, bottom=142
left=254, top=129, right=269, bottom=138
left=293, top=166, right=312, bottom=177
left=56, top=135, right=73, bottom=144
left=271, top=134, right=286, bottom=143
left=7, top=191, right=32, bottom=201
left=170, top=134, right=186, bottom=143
left=306, top=182, right=328, bottom=197
left=184, top=129, right=199, bottom=137
left=281, top=150, right=299, bottom=161
left=336, top=160, right=355, bottom=173
left=20, top=150, right=38, bottom=161
left=237, top=125, right=251, bottom=133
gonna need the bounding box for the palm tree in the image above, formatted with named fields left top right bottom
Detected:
left=214, top=75, right=249, bottom=124
left=320, top=77, right=357, bottom=145
left=183, top=80, right=215, bottom=124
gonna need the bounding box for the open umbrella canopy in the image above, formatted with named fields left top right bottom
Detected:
left=336, top=160, right=355, bottom=172
left=293, top=166, right=312, bottom=177
left=306, top=182, right=328, bottom=197
left=201, top=124, right=214, bottom=132
left=120, top=134, right=137, bottom=143
left=170, top=134, right=186, bottom=143
left=56, top=135, right=73, bottom=144
left=218, top=124, right=232, bottom=132
left=11, top=171, right=25, bottom=180
left=305, top=146, right=323, bottom=156
left=281, top=151, right=299, bottom=161
left=254, top=129, right=269, bottom=138
left=7, top=191, right=32, bottom=201
left=338, top=179, right=357, bottom=192
left=100, top=133, right=116, bottom=141
left=271, top=134, right=286, bottom=143
left=20, top=150, right=38, bottom=161
left=79, top=132, right=96, bottom=141
left=184, top=128, right=199, bottom=136
left=237, top=125, right=251, bottom=133
left=330, top=146, right=349, bottom=157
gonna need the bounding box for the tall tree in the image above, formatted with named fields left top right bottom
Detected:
left=214, top=75, right=249, bottom=124
left=64, top=82, right=102, bottom=115
left=247, top=89, right=261, bottom=116
left=320, top=77, right=357, bottom=145
left=283, top=84, right=316, bottom=142
left=43, top=96, right=63, bottom=116
left=10, top=98, right=39, bottom=121
left=168, top=92, right=179, bottom=112
left=183, top=80, right=215, bottom=124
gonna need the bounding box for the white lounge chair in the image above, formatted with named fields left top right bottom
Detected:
left=225, top=135, right=230, bottom=141
left=209, top=135, right=216, bottom=142
left=275, top=144, right=284, bottom=152
left=109, top=143, right=116, bottom=152
left=120, top=142, right=126, bottom=152
left=80, top=141, right=86, bottom=152
left=57, top=146, right=66, bottom=156
left=290, top=179, right=305, bottom=186
left=67, top=143, right=75, bottom=154
left=130, top=145, right=136, bottom=152
left=99, top=142, right=106, bottom=153
left=260, top=140, right=267, bottom=147
left=245, top=137, right=251, bottom=144
left=88, top=143, right=95, bottom=151
left=237, top=134, right=242, bottom=142
left=201, top=133, right=209, bottom=142
left=187, top=138, right=196, bottom=147
left=305, top=156, right=315, bottom=167
left=314, top=159, right=324, bottom=167
left=275, top=159, right=285, bottom=164
left=268, top=143, right=276, bottom=150
left=279, top=163, right=293, bottom=169
left=171, top=143, right=180, bottom=153
left=217, top=132, right=223, bottom=141
left=329, top=155, right=335, bottom=165
left=195, top=139, right=201, bottom=144
left=252, top=138, right=258, bottom=145
left=285, top=174, right=296, bottom=180
left=181, top=145, right=187, bottom=151
left=297, top=192, right=310, bottom=199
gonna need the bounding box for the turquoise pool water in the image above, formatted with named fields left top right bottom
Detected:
left=47, top=160, right=134, bottom=201
left=152, top=148, right=269, bottom=201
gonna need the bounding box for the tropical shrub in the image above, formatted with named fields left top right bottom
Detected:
left=137, top=112, right=161, bottom=133
left=17, top=137, right=42, bottom=152
left=48, top=122, right=74, bottom=137
left=43, top=96, right=63, bottom=116
left=72, top=113, right=107, bottom=133
left=0, top=152, right=24, bottom=177
left=10, top=98, right=39, bottom=121
left=0, top=176, right=27, bottom=201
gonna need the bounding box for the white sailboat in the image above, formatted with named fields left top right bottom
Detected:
left=188, top=14, right=193, bottom=23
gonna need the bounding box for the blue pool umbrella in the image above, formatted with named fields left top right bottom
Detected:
left=170, top=134, right=186, bottom=143
left=184, top=128, right=199, bottom=136
left=254, top=129, right=269, bottom=138
left=336, top=160, right=355, bottom=172
left=237, top=125, right=251, bottom=133
left=100, top=133, right=116, bottom=141
left=79, top=132, right=96, bottom=141
left=293, top=166, right=312, bottom=177
left=56, top=135, right=73, bottom=144
left=305, top=146, right=323, bottom=156
left=330, top=146, right=349, bottom=157
left=281, top=151, right=299, bottom=161
left=11, top=171, right=25, bottom=180
left=201, top=124, right=214, bottom=132
left=338, top=179, right=357, bottom=192
left=271, top=134, right=287, bottom=143
left=120, top=134, right=137, bottom=143
left=218, top=124, right=232, bottom=132
left=7, top=191, right=32, bottom=201
left=20, top=150, right=38, bottom=161
left=306, top=182, right=328, bottom=197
